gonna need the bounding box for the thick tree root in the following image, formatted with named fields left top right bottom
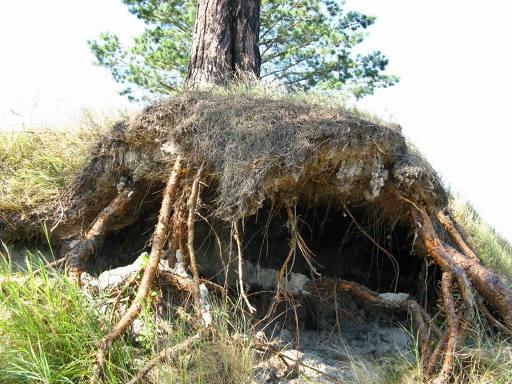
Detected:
left=438, top=271, right=458, bottom=382
left=412, top=207, right=474, bottom=306
left=126, top=333, right=201, bottom=384
left=91, top=156, right=183, bottom=383
left=411, top=204, right=512, bottom=380
left=415, top=206, right=512, bottom=330
left=65, top=188, right=137, bottom=279
left=477, top=295, right=512, bottom=336
left=437, top=210, right=479, bottom=262
left=445, top=245, right=512, bottom=330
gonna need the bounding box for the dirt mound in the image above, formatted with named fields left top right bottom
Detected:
left=1, top=92, right=511, bottom=382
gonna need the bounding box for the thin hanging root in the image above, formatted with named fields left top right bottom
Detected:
left=438, top=271, right=458, bottom=382
left=66, top=188, right=136, bottom=279
left=277, top=206, right=297, bottom=287
left=126, top=333, right=201, bottom=384
left=412, top=206, right=474, bottom=306
left=344, top=205, right=400, bottom=290
left=233, top=221, right=256, bottom=314
left=278, top=203, right=317, bottom=286
left=186, top=163, right=205, bottom=322
left=91, top=156, right=183, bottom=383
left=437, top=210, right=479, bottom=262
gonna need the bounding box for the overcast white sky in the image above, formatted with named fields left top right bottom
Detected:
left=0, top=0, right=511, bottom=241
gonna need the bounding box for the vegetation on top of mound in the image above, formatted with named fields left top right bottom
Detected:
left=0, top=87, right=402, bottom=224
left=123, top=89, right=441, bottom=218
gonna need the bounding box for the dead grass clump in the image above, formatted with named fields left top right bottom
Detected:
left=125, top=91, right=444, bottom=218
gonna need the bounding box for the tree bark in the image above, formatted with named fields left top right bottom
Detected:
left=187, top=0, right=261, bottom=87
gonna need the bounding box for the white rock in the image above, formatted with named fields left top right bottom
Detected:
left=97, top=252, right=147, bottom=290
left=287, top=272, right=310, bottom=294
left=379, top=292, right=409, bottom=304
left=199, top=283, right=212, bottom=327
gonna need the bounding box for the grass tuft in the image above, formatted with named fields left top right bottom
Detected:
left=0, top=245, right=256, bottom=383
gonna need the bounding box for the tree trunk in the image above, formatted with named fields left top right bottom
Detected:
left=186, top=0, right=261, bottom=87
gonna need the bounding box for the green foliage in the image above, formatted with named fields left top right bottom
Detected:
left=89, top=0, right=398, bottom=100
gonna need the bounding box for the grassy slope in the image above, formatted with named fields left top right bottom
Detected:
left=0, top=112, right=117, bottom=216
left=450, top=197, right=512, bottom=280
left=1, top=249, right=511, bottom=383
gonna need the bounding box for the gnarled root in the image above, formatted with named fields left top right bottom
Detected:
left=445, top=245, right=512, bottom=330
left=65, top=188, right=137, bottom=280
left=412, top=204, right=512, bottom=381
left=437, top=271, right=458, bottom=382
left=91, top=156, right=183, bottom=383
left=437, top=210, right=479, bottom=262
left=414, top=206, right=512, bottom=330
left=412, top=207, right=474, bottom=306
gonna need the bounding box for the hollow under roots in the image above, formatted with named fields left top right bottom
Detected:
left=61, top=157, right=512, bottom=384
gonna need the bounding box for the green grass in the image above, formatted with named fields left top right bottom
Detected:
left=449, top=197, right=512, bottom=280
left=149, top=300, right=255, bottom=384
left=0, top=247, right=138, bottom=383
left=0, top=111, right=121, bottom=215
left=1, top=246, right=512, bottom=384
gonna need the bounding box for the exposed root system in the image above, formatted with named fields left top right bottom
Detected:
left=2, top=93, right=510, bottom=382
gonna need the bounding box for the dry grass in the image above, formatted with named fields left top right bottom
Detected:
left=0, top=111, right=123, bottom=216
left=126, top=89, right=410, bottom=218
left=383, top=327, right=512, bottom=384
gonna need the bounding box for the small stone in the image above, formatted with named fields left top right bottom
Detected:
left=379, top=292, right=409, bottom=304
